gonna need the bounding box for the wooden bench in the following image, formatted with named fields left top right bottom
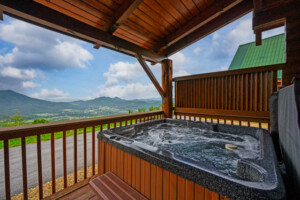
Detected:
left=89, top=172, right=148, bottom=200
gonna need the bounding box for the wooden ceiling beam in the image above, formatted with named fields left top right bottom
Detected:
left=252, top=1, right=298, bottom=32
left=153, top=0, right=243, bottom=52
left=136, top=54, right=165, bottom=100
left=0, top=0, right=166, bottom=62
left=162, top=0, right=253, bottom=56
left=109, top=0, right=144, bottom=33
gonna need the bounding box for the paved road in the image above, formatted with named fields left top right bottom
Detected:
left=0, top=132, right=98, bottom=199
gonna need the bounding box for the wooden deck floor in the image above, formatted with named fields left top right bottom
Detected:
left=58, top=185, right=100, bottom=200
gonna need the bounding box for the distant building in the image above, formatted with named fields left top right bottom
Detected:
left=229, top=33, right=285, bottom=85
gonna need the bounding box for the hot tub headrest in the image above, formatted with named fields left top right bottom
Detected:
left=278, top=78, right=300, bottom=196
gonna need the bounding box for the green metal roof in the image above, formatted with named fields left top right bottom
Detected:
left=228, top=33, right=285, bottom=78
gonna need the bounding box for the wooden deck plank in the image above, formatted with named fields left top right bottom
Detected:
left=89, top=172, right=148, bottom=200
left=59, top=185, right=100, bottom=200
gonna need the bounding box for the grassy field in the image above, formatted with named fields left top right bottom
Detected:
left=0, top=120, right=138, bottom=149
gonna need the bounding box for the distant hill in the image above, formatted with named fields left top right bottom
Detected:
left=0, top=90, right=161, bottom=121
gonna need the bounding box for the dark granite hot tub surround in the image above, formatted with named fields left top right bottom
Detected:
left=98, top=119, right=285, bottom=200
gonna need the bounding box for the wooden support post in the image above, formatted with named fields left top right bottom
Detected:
left=283, top=11, right=300, bottom=86
left=255, top=30, right=262, bottom=46
left=0, top=9, right=3, bottom=21
left=162, top=59, right=173, bottom=118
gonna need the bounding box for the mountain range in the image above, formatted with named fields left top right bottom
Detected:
left=0, top=90, right=161, bottom=121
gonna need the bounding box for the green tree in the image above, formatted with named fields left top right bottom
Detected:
left=148, top=106, right=155, bottom=111
left=128, top=109, right=134, bottom=114
left=138, top=107, right=147, bottom=112
left=2, top=114, right=24, bottom=127
left=32, top=118, right=50, bottom=124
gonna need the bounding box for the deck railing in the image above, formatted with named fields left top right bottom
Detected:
left=173, top=64, right=285, bottom=129
left=0, top=110, right=163, bottom=200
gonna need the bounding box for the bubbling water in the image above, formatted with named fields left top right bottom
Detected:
left=132, top=123, right=260, bottom=177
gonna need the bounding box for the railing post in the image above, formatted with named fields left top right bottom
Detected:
left=162, top=59, right=173, bottom=118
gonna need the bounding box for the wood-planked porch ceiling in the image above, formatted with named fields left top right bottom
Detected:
left=0, top=0, right=253, bottom=62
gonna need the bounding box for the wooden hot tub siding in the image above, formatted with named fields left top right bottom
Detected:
left=98, top=141, right=230, bottom=200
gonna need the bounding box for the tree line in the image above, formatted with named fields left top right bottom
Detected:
left=0, top=105, right=162, bottom=127
left=0, top=114, right=50, bottom=127
left=128, top=105, right=161, bottom=114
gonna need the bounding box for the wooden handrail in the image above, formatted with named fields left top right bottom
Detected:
left=173, top=63, right=284, bottom=81
left=0, top=110, right=163, bottom=139
left=0, top=110, right=163, bottom=200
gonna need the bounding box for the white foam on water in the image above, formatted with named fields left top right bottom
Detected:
left=132, top=123, right=260, bottom=178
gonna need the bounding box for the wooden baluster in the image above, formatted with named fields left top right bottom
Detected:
left=92, top=126, right=95, bottom=175
left=62, top=130, right=67, bottom=188
left=239, top=121, right=242, bottom=126
left=51, top=132, right=55, bottom=194
left=259, top=123, right=262, bottom=129
left=4, top=139, right=11, bottom=200
left=37, top=135, right=43, bottom=199
left=21, top=137, right=28, bottom=200
left=114, top=122, right=116, bottom=128
left=217, top=118, right=220, bottom=124
left=74, top=129, right=77, bottom=183
left=248, top=121, right=250, bottom=127
left=84, top=128, right=87, bottom=179
left=108, top=123, right=110, bottom=129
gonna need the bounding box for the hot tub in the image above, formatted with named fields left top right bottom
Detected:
left=98, top=119, right=285, bottom=200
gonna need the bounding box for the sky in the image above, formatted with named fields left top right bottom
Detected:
left=0, top=12, right=284, bottom=101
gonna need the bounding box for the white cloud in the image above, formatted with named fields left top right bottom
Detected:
left=170, top=52, right=190, bottom=78
left=213, top=33, right=220, bottom=40
left=224, top=18, right=254, bottom=52
left=0, top=20, right=93, bottom=69
left=0, top=66, right=36, bottom=79
left=49, top=40, right=93, bottom=68
left=220, top=66, right=228, bottom=71
left=22, top=81, right=40, bottom=89
left=173, top=70, right=190, bottom=77
left=95, top=83, right=158, bottom=100
left=0, top=17, right=93, bottom=92
left=170, top=52, right=188, bottom=67
left=94, top=52, right=191, bottom=99
left=193, top=47, right=202, bottom=55
left=212, top=41, right=219, bottom=47
left=31, top=88, right=69, bottom=100
left=104, top=62, right=143, bottom=85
